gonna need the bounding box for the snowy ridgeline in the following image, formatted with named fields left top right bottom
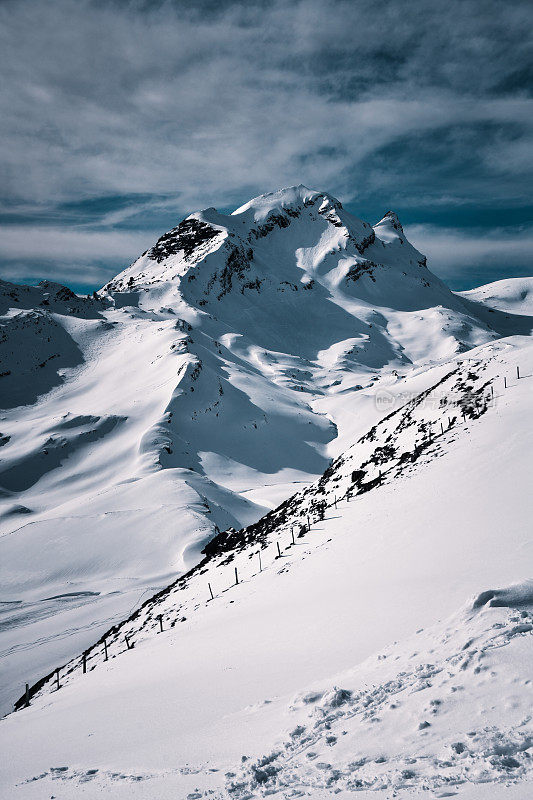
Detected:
left=0, top=185, right=532, bottom=797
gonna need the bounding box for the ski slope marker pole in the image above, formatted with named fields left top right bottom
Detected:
left=55, top=668, right=60, bottom=691
left=82, top=652, right=87, bottom=674
left=276, top=541, right=281, bottom=559
left=291, top=528, right=295, bottom=546
left=235, top=566, right=239, bottom=585
left=104, top=639, right=108, bottom=661
left=208, top=582, right=214, bottom=600
left=158, top=614, right=163, bottom=633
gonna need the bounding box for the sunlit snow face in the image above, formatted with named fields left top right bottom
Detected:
left=0, top=0, right=532, bottom=291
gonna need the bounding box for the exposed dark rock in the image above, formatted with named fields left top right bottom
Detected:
left=148, top=218, right=220, bottom=263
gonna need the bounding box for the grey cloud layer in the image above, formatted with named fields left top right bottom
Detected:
left=0, top=0, right=532, bottom=288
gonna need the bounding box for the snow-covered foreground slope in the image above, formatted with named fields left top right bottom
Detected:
left=0, top=335, right=531, bottom=798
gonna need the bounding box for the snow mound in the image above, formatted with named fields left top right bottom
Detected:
left=473, top=579, right=533, bottom=610
left=460, top=277, right=533, bottom=316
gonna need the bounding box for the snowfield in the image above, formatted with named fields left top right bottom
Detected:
left=0, top=185, right=532, bottom=798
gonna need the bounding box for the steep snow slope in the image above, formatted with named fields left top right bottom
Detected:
left=0, top=186, right=531, bottom=718
left=1, top=336, right=531, bottom=799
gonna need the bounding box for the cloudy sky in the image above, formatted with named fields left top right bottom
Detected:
left=1, top=0, right=532, bottom=292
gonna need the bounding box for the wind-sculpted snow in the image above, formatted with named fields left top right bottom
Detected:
left=0, top=310, right=84, bottom=409
left=0, top=414, right=127, bottom=492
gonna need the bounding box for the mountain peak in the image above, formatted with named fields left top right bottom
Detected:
left=375, top=210, right=404, bottom=235
left=232, top=184, right=340, bottom=222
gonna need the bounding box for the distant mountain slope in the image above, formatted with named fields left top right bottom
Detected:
left=460, top=276, right=533, bottom=316
left=0, top=185, right=531, bottom=717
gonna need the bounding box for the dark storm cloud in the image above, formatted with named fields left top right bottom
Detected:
left=0, top=0, right=531, bottom=289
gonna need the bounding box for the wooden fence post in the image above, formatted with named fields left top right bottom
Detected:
left=276, top=541, right=281, bottom=558
left=25, top=683, right=30, bottom=708
left=55, top=668, right=60, bottom=691
left=307, top=515, right=310, bottom=531
left=291, top=528, right=295, bottom=546
left=517, top=366, right=520, bottom=379
left=158, top=614, right=163, bottom=633
left=235, top=566, right=239, bottom=585
left=125, top=635, right=131, bottom=650
left=208, top=582, right=214, bottom=600
left=82, top=652, right=87, bottom=674
left=104, top=638, right=108, bottom=661
left=258, top=551, right=262, bottom=572
left=504, top=376, right=507, bottom=388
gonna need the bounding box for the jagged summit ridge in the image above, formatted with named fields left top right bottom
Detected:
left=101, top=185, right=438, bottom=319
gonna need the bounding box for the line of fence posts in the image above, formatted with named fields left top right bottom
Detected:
left=501, top=366, right=525, bottom=389
left=196, top=363, right=531, bottom=630
left=29, top=364, right=528, bottom=707
left=20, top=500, right=331, bottom=704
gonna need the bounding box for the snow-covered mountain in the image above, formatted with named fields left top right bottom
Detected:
left=0, top=186, right=532, bottom=796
